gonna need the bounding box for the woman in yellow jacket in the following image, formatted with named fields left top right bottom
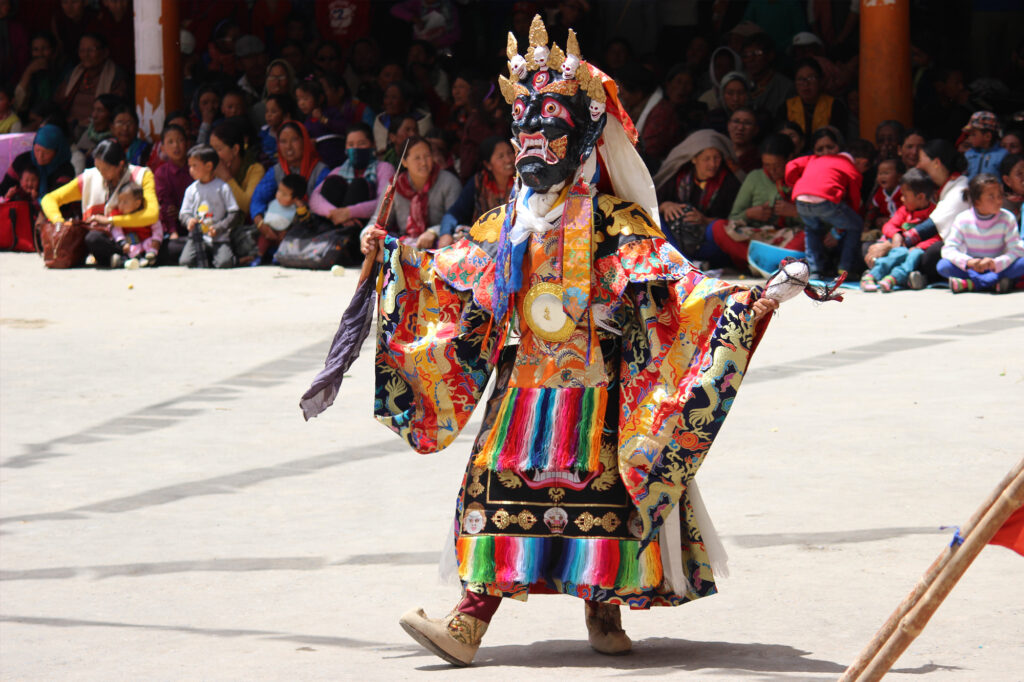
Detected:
left=785, top=58, right=849, bottom=138
left=41, top=138, right=160, bottom=268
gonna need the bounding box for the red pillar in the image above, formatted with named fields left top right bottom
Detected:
left=859, top=0, right=912, bottom=139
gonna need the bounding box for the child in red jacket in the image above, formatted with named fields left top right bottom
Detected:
left=861, top=168, right=936, bottom=292
left=785, top=127, right=864, bottom=277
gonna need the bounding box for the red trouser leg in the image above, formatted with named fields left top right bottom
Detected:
left=457, top=592, right=501, bottom=623
left=710, top=219, right=750, bottom=270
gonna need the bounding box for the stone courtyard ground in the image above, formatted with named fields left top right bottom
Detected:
left=0, top=252, right=1021, bottom=681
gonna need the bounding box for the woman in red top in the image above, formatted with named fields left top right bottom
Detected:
left=786, top=127, right=863, bottom=277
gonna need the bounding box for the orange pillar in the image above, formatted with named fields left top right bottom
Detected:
left=134, top=0, right=181, bottom=141
left=162, top=0, right=182, bottom=117
left=859, top=0, right=912, bottom=140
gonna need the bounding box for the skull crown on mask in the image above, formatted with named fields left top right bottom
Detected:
left=500, top=16, right=608, bottom=192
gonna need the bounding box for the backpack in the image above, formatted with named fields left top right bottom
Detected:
left=276, top=218, right=359, bottom=270
left=0, top=201, right=38, bottom=252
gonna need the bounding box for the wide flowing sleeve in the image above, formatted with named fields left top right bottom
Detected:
left=609, top=235, right=771, bottom=546
left=374, top=235, right=497, bottom=454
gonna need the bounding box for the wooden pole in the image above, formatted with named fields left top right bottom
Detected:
left=840, top=457, right=1024, bottom=681
left=844, top=458, right=1024, bottom=681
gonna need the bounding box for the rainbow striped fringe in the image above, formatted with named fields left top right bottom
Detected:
left=456, top=535, right=663, bottom=590
left=472, top=387, right=608, bottom=472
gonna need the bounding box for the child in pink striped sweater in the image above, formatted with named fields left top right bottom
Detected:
left=938, top=173, right=1024, bottom=293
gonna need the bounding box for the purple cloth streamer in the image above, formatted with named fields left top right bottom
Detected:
left=299, top=263, right=380, bottom=420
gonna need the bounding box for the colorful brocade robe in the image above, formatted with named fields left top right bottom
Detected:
left=374, top=194, right=770, bottom=608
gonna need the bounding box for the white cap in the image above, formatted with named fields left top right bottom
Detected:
left=179, top=29, right=196, bottom=55
left=791, top=32, right=823, bottom=48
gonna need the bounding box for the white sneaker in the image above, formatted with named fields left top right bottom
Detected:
left=109, top=254, right=123, bottom=269
left=764, top=260, right=810, bottom=303
left=124, top=258, right=140, bottom=270
left=85, top=254, right=97, bottom=266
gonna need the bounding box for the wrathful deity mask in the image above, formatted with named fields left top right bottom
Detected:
left=500, top=16, right=608, bottom=192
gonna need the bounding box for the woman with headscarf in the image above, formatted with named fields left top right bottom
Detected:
left=697, top=46, right=742, bottom=111
left=702, top=71, right=752, bottom=134
left=0, top=124, right=75, bottom=198
left=653, top=129, right=742, bottom=267
left=40, top=138, right=160, bottom=268
left=249, top=121, right=329, bottom=262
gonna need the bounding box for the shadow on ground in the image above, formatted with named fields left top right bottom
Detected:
left=407, top=637, right=960, bottom=678
left=0, top=616, right=963, bottom=678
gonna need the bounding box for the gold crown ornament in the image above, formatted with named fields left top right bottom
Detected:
left=498, top=15, right=607, bottom=119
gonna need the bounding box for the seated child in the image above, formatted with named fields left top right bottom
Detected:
left=258, top=94, right=295, bottom=168
left=1, top=166, right=41, bottom=220
left=785, top=127, right=863, bottom=278
left=295, top=79, right=347, bottom=167
left=938, top=173, right=1024, bottom=293
left=179, top=144, right=241, bottom=268
left=1000, top=153, right=1023, bottom=233
left=109, top=182, right=163, bottom=268
left=963, top=111, right=1008, bottom=179
left=255, top=173, right=309, bottom=263
left=866, top=158, right=904, bottom=229
left=861, top=168, right=936, bottom=292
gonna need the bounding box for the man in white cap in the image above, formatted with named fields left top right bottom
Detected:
left=791, top=31, right=852, bottom=96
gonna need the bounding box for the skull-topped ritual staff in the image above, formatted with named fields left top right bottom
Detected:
left=302, top=14, right=826, bottom=668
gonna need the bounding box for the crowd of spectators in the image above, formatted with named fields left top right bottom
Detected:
left=1, top=0, right=1022, bottom=291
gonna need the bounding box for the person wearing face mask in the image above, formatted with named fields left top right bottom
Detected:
left=310, top=124, right=396, bottom=230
